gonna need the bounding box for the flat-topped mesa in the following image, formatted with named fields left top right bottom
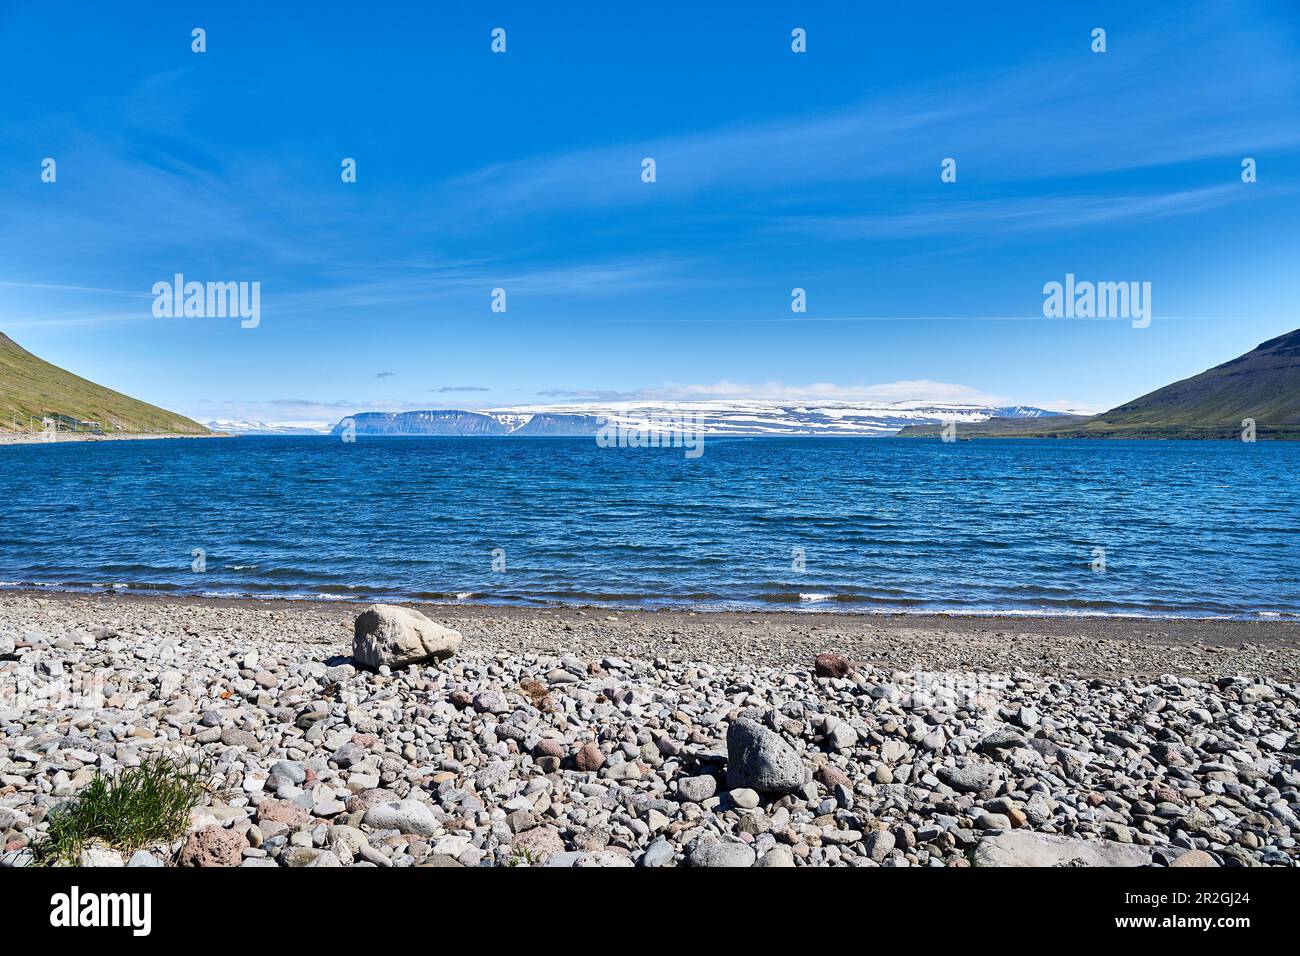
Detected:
left=331, top=411, right=512, bottom=437
left=328, top=402, right=1071, bottom=438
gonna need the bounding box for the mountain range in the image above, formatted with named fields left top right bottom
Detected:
left=5, top=325, right=1299, bottom=441
left=323, top=402, right=1069, bottom=438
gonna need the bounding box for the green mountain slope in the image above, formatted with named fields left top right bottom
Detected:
left=0, top=331, right=209, bottom=435
left=898, top=327, right=1300, bottom=440
left=1082, top=327, right=1300, bottom=438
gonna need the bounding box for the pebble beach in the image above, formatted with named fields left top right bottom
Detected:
left=1, top=592, right=1297, bottom=868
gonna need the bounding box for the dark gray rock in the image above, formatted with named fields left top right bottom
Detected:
left=726, top=718, right=807, bottom=794
left=938, top=763, right=999, bottom=793
left=975, top=727, right=1028, bottom=753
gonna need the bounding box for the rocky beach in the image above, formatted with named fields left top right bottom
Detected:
left=1, top=592, right=1297, bottom=868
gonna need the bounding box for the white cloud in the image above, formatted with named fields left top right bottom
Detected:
left=1035, top=399, right=1104, bottom=415
left=771, top=186, right=1256, bottom=240
left=191, top=381, right=1104, bottom=425
left=600, top=379, right=1013, bottom=405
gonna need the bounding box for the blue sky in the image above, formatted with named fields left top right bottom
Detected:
left=1, top=1, right=1298, bottom=423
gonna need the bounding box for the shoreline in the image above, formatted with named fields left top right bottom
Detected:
left=0, top=432, right=229, bottom=446
left=7, top=588, right=1300, bottom=680
left=2, top=583, right=1295, bottom=625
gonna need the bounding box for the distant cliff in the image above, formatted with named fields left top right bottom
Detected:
left=511, top=414, right=604, bottom=436
left=330, top=411, right=607, bottom=437
left=330, top=411, right=513, bottom=436
left=329, top=401, right=1075, bottom=438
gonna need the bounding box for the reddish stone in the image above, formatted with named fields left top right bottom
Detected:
left=816, top=763, right=852, bottom=789
left=346, top=788, right=396, bottom=814
left=256, top=799, right=311, bottom=828
left=532, top=739, right=564, bottom=760
left=511, top=825, right=565, bottom=863
left=449, top=690, right=473, bottom=709
left=1150, top=783, right=1184, bottom=805
left=179, top=825, right=247, bottom=867
left=814, top=653, right=852, bottom=679
left=574, top=743, right=605, bottom=772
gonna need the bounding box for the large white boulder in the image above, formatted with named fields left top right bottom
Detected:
left=973, top=831, right=1153, bottom=867
left=362, top=799, right=439, bottom=836
left=352, top=604, right=461, bottom=669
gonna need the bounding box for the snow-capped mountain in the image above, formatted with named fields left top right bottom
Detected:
left=329, top=401, right=1076, bottom=437
left=205, top=420, right=332, bottom=435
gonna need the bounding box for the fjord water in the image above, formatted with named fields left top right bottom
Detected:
left=1, top=437, right=1296, bottom=618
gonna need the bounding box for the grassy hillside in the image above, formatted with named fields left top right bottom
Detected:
left=0, top=331, right=208, bottom=435
left=1081, top=327, right=1300, bottom=438
left=898, top=328, right=1300, bottom=440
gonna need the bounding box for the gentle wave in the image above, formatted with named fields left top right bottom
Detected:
left=0, top=579, right=1294, bottom=621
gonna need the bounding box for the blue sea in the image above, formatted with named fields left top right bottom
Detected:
left=1, top=437, right=1296, bottom=619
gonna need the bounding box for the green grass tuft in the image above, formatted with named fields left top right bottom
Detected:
left=35, top=756, right=211, bottom=865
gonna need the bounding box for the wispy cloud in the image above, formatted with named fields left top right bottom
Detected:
left=770, top=185, right=1258, bottom=240
left=263, top=254, right=693, bottom=316
left=6, top=4, right=1292, bottom=335
left=538, top=379, right=1024, bottom=406
left=536, top=388, right=641, bottom=400
left=180, top=397, right=439, bottom=424
left=638, top=379, right=1012, bottom=405
left=0, top=280, right=148, bottom=297
left=536, top=381, right=1103, bottom=412
left=438, top=16, right=1298, bottom=224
